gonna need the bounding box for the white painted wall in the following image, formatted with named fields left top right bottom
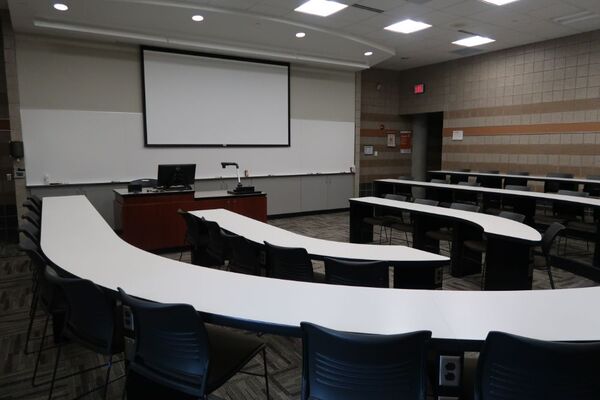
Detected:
left=16, top=35, right=356, bottom=185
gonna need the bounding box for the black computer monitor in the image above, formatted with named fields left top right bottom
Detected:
left=156, top=164, right=196, bottom=190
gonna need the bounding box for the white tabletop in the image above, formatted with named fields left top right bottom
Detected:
left=352, top=197, right=541, bottom=243
left=430, top=170, right=600, bottom=185
left=41, top=195, right=600, bottom=341
left=190, top=208, right=448, bottom=263
left=378, top=179, right=600, bottom=208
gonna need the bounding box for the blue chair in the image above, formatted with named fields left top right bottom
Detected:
left=324, top=257, right=389, bottom=288
left=476, top=331, right=600, bottom=400
left=221, top=230, right=262, bottom=276
left=44, top=266, right=124, bottom=400
left=300, top=322, right=431, bottom=400
left=118, top=288, right=269, bottom=399
left=264, top=241, right=314, bottom=282
left=202, top=218, right=228, bottom=267
left=177, top=210, right=208, bottom=264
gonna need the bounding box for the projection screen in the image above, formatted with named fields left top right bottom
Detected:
left=142, top=48, right=290, bottom=146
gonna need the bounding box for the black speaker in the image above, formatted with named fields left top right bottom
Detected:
left=128, top=183, right=142, bottom=193
left=10, top=141, right=24, bottom=158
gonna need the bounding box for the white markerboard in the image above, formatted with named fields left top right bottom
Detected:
left=21, top=108, right=354, bottom=185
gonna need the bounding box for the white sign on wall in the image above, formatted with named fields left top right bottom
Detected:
left=452, top=130, right=464, bottom=141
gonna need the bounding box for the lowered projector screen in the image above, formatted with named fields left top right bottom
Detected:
left=142, top=47, right=290, bottom=146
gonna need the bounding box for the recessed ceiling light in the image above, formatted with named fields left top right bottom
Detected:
left=384, top=19, right=432, bottom=34
left=192, top=15, right=204, bottom=22
left=296, top=32, right=306, bottom=38
left=295, top=0, right=348, bottom=17
left=364, top=51, right=373, bottom=56
left=53, top=3, right=68, bottom=11
left=481, top=0, right=519, bottom=5
left=452, top=35, right=495, bottom=47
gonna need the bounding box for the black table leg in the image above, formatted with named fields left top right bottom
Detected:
left=484, top=237, right=533, bottom=290
left=349, top=201, right=373, bottom=244
left=412, top=214, right=440, bottom=254
left=451, top=223, right=483, bottom=277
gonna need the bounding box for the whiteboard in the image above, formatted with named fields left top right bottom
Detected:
left=21, top=108, right=354, bottom=185
left=143, top=48, right=289, bottom=146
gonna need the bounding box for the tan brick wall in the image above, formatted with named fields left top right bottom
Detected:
left=359, top=69, right=412, bottom=186
left=392, top=29, right=600, bottom=179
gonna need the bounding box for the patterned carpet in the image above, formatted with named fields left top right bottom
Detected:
left=0, top=211, right=597, bottom=399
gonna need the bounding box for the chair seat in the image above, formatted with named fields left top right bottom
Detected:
left=363, top=216, right=388, bottom=226
left=390, top=222, right=412, bottom=232
left=425, top=228, right=453, bottom=242
left=534, top=215, right=568, bottom=226
left=484, top=208, right=502, bottom=216
left=205, top=325, right=265, bottom=393
left=464, top=239, right=487, bottom=253
left=566, top=220, right=597, bottom=234
left=383, top=215, right=407, bottom=225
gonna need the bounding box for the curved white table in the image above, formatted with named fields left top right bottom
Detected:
left=377, top=179, right=600, bottom=208
left=430, top=170, right=600, bottom=186
left=41, top=195, right=600, bottom=344
left=190, top=208, right=448, bottom=263
left=351, top=197, right=541, bottom=243
left=350, top=197, right=541, bottom=290
left=375, top=178, right=600, bottom=270
left=191, top=208, right=448, bottom=289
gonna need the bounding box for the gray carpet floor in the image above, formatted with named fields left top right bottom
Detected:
left=0, top=211, right=597, bottom=399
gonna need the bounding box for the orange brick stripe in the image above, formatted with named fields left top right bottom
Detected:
left=361, top=113, right=406, bottom=123
left=361, top=158, right=412, bottom=168
left=445, top=98, right=600, bottom=120
left=443, top=144, right=600, bottom=155
left=442, top=122, right=600, bottom=136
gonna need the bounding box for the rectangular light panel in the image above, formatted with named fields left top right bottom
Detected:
left=452, top=35, right=495, bottom=47
left=384, top=19, right=432, bottom=34
left=481, top=0, right=519, bottom=5
left=295, top=0, right=348, bottom=17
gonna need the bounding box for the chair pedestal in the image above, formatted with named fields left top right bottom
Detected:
left=483, top=237, right=533, bottom=290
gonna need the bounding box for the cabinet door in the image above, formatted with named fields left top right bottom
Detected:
left=327, top=175, right=353, bottom=209
left=300, top=175, right=328, bottom=212
left=228, top=196, right=267, bottom=222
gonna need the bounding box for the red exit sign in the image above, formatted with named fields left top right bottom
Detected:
left=414, top=83, right=425, bottom=94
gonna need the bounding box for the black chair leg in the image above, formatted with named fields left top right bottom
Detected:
left=24, top=294, right=40, bottom=355
left=262, top=348, right=270, bottom=400
left=547, top=266, right=555, bottom=289
left=480, top=262, right=486, bottom=291
left=121, top=371, right=128, bottom=400
left=47, top=341, right=63, bottom=400
left=545, top=254, right=556, bottom=289
left=32, top=314, right=50, bottom=386
left=103, top=355, right=114, bottom=399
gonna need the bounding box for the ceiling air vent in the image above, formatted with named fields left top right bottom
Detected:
left=350, top=4, right=384, bottom=13
left=553, top=11, right=599, bottom=25
left=450, top=48, right=485, bottom=56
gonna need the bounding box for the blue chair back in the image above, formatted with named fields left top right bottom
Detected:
left=476, top=331, right=600, bottom=400
left=118, top=288, right=210, bottom=397
left=45, top=266, right=118, bottom=355
left=264, top=242, right=314, bottom=282
left=301, top=322, right=431, bottom=400
left=324, top=257, right=388, bottom=288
